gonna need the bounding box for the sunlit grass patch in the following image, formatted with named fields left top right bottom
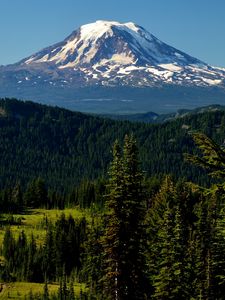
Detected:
left=0, top=281, right=87, bottom=299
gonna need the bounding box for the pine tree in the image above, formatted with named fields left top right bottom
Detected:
left=82, top=217, right=104, bottom=295
left=207, top=190, right=225, bottom=299
left=153, top=206, right=174, bottom=299
left=43, top=280, right=49, bottom=300
left=145, top=176, right=176, bottom=293
left=103, top=136, right=147, bottom=300
left=42, top=226, right=56, bottom=281
left=26, top=234, right=37, bottom=282
left=153, top=204, right=188, bottom=299
left=185, top=132, right=225, bottom=179
left=186, top=133, right=225, bottom=298
left=11, top=181, right=23, bottom=212
left=211, top=204, right=225, bottom=298
left=103, top=140, right=123, bottom=299
left=58, top=279, right=63, bottom=300
left=68, top=277, right=75, bottom=300
left=121, top=135, right=147, bottom=299
left=149, top=178, right=195, bottom=299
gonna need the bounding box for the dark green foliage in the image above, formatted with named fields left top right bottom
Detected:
left=185, top=133, right=225, bottom=299
left=68, top=277, right=75, bottom=300
left=24, top=178, right=48, bottom=208
left=147, top=178, right=192, bottom=299
left=1, top=98, right=225, bottom=193
left=81, top=217, right=104, bottom=295
left=1, top=215, right=86, bottom=283
left=43, top=281, right=49, bottom=300
left=0, top=182, right=24, bottom=213
left=67, top=178, right=107, bottom=208
left=185, top=132, right=225, bottom=178
left=103, top=136, right=147, bottom=299
left=0, top=177, right=107, bottom=213
left=54, top=214, right=86, bottom=278
left=2, top=114, right=225, bottom=300
left=153, top=205, right=189, bottom=300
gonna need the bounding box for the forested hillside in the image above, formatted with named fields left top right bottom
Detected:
left=1, top=98, right=225, bottom=192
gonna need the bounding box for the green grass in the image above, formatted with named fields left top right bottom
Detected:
left=0, top=207, right=91, bottom=246
left=0, top=281, right=87, bottom=299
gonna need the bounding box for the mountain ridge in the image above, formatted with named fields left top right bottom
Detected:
left=101, top=104, right=225, bottom=123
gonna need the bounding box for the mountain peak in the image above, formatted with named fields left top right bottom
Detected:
left=23, top=19, right=202, bottom=70
left=24, top=19, right=157, bottom=68
left=76, top=20, right=147, bottom=44
left=80, top=20, right=139, bottom=31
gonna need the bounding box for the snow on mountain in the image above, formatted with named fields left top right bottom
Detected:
left=2, top=20, right=225, bottom=89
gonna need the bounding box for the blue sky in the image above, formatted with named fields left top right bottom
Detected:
left=0, top=0, right=225, bottom=66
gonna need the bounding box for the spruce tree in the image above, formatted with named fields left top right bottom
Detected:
left=148, top=178, right=195, bottom=299
left=103, top=136, right=147, bottom=300
left=43, top=280, right=49, bottom=300
left=185, top=132, right=225, bottom=179
left=103, top=140, right=124, bottom=299
left=68, top=277, right=75, bottom=300
left=211, top=203, right=225, bottom=298
left=186, top=133, right=225, bottom=298
left=153, top=206, right=174, bottom=299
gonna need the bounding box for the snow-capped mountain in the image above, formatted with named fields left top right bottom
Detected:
left=0, top=20, right=225, bottom=114
left=2, top=20, right=224, bottom=88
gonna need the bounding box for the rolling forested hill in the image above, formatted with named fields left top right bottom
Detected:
left=0, top=98, right=224, bottom=191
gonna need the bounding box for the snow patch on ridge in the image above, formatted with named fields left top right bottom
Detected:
left=201, top=78, right=222, bottom=85
left=159, top=64, right=182, bottom=72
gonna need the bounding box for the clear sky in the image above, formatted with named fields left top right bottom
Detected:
left=0, top=0, right=224, bottom=66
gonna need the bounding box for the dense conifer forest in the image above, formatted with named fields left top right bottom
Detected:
left=1, top=98, right=225, bottom=192
left=1, top=98, right=225, bottom=299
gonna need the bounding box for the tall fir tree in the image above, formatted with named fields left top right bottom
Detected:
left=103, top=135, right=147, bottom=300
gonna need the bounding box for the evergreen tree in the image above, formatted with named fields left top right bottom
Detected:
left=43, top=281, right=49, bottom=300
left=102, top=140, right=123, bottom=299
left=68, top=277, right=75, bottom=300
left=148, top=177, right=198, bottom=299
left=187, top=133, right=225, bottom=298
left=153, top=204, right=188, bottom=299
left=26, top=234, right=37, bottom=282
left=58, top=279, right=63, bottom=300
left=145, top=176, right=176, bottom=292
left=185, top=132, right=225, bottom=179
left=103, top=135, right=147, bottom=300
left=24, top=178, right=48, bottom=208
left=82, top=217, right=104, bottom=295
left=11, top=182, right=23, bottom=212
left=42, top=226, right=56, bottom=281
left=211, top=202, right=225, bottom=299
left=153, top=206, right=174, bottom=299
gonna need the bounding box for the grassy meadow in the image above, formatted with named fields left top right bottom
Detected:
left=0, top=281, right=87, bottom=299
